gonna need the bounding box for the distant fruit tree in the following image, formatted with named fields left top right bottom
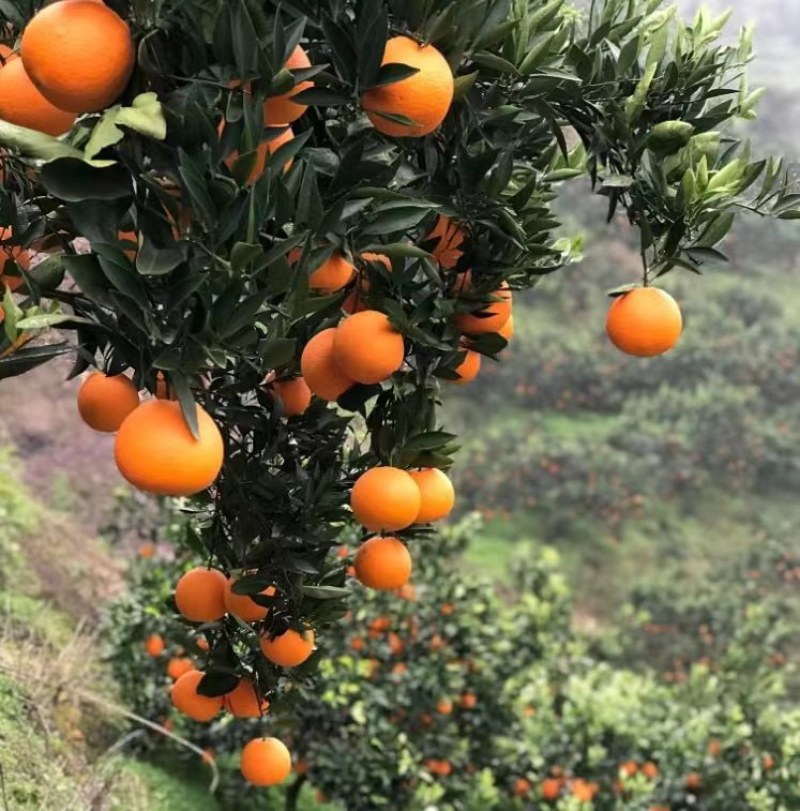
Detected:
left=1, top=0, right=797, bottom=789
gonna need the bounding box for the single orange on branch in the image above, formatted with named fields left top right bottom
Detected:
left=223, top=677, right=269, bottom=718
left=144, top=633, right=165, bottom=657
left=354, top=536, right=412, bottom=590
left=224, top=577, right=275, bottom=623
left=264, top=45, right=314, bottom=125
left=362, top=36, right=454, bottom=138
left=606, top=286, right=683, bottom=357
left=77, top=372, right=140, bottom=433
left=300, top=328, right=355, bottom=402
left=260, top=627, right=315, bottom=668
left=170, top=669, right=223, bottom=722
left=408, top=468, right=455, bottom=523
left=350, top=466, right=421, bottom=532
left=0, top=58, right=76, bottom=136
left=455, top=282, right=513, bottom=335
left=174, top=567, right=228, bottom=623
left=241, top=737, right=292, bottom=787
left=333, top=310, right=406, bottom=385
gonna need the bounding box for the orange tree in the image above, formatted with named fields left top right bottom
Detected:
left=2, top=0, right=800, bottom=786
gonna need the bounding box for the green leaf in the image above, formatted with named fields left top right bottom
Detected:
left=368, top=63, right=420, bottom=88
left=172, top=375, right=200, bottom=441
left=0, top=120, right=108, bottom=165
left=362, top=207, right=430, bottom=236
left=15, top=314, right=94, bottom=330
left=135, top=239, right=188, bottom=276
left=40, top=159, right=133, bottom=202
left=115, top=92, right=167, bottom=140
left=0, top=343, right=73, bottom=380
left=261, top=338, right=297, bottom=369
left=300, top=585, right=350, bottom=600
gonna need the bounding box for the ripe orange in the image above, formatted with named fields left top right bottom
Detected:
left=499, top=315, right=514, bottom=342
left=224, top=578, right=275, bottom=623
left=166, top=657, right=194, bottom=681
left=21, top=1, right=134, bottom=113
left=436, top=699, right=453, bottom=715
left=138, top=541, right=156, bottom=559
left=0, top=227, right=29, bottom=282
left=362, top=36, right=454, bottom=138
left=260, top=627, right=315, bottom=668
left=114, top=399, right=224, bottom=496
left=0, top=58, right=76, bottom=136
left=541, top=778, right=562, bottom=801
left=174, top=567, right=228, bottom=622
left=144, top=633, right=165, bottom=657
left=685, top=772, right=702, bottom=791
left=427, top=215, right=465, bottom=269
left=334, top=310, right=405, bottom=385
left=641, top=761, right=659, bottom=779
left=762, top=753, right=775, bottom=770
left=118, top=229, right=138, bottom=261
left=514, top=778, right=532, bottom=797
left=354, top=536, right=412, bottom=590
left=300, top=328, right=355, bottom=402
left=77, top=372, right=140, bottom=433
left=606, top=287, right=682, bottom=357
left=351, top=466, right=421, bottom=532
left=0, top=44, right=18, bottom=65
left=270, top=377, right=312, bottom=417
left=308, top=253, right=356, bottom=294
left=451, top=347, right=481, bottom=384
left=455, top=282, right=513, bottom=334
left=342, top=252, right=392, bottom=313
left=241, top=737, right=292, bottom=787
left=459, top=692, right=477, bottom=710
left=408, top=468, right=455, bottom=523
left=620, top=760, right=638, bottom=778
left=571, top=779, right=599, bottom=801
left=264, top=45, right=313, bottom=125
left=225, top=125, right=294, bottom=184
left=170, top=669, right=223, bottom=722
left=223, top=677, right=269, bottom=718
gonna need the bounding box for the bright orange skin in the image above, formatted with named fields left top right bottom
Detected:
left=223, top=578, right=275, bottom=623
left=571, top=779, right=599, bottom=801
left=309, top=253, right=356, bottom=294
left=166, top=657, right=194, bottom=681
left=114, top=400, right=224, bottom=496
left=264, top=45, right=313, bottom=125
left=118, top=229, right=137, bottom=261
left=452, top=348, right=481, bottom=384
left=170, top=669, right=223, bottom=722
left=144, top=633, right=165, bottom=657
left=174, top=567, right=228, bottom=622
left=409, top=468, right=455, bottom=523
left=455, top=283, right=513, bottom=335
left=0, top=227, right=29, bottom=291
left=514, top=778, right=532, bottom=797
left=0, top=45, right=18, bottom=65
left=241, top=737, right=292, bottom=787
left=498, top=315, right=514, bottom=342
left=436, top=699, right=453, bottom=715
left=343, top=252, right=392, bottom=313
left=641, top=761, right=659, bottom=779
left=685, top=772, right=702, bottom=791
left=541, top=778, right=562, bottom=801
left=460, top=692, right=477, bottom=710
left=223, top=678, right=269, bottom=718
left=0, top=58, right=76, bottom=136
left=334, top=310, right=405, bottom=385
left=428, top=215, right=465, bottom=269
left=351, top=466, right=421, bottom=532
left=606, top=287, right=683, bottom=357
left=362, top=36, right=454, bottom=138
left=226, top=125, right=294, bottom=184
left=300, top=328, right=355, bottom=401
left=271, top=377, right=312, bottom=417
left=77, top=372, right=140, bottom=433
left=354, top=536, right=412, bottom=590
left=260, top=628, right=315, bottom=668
left=21, top=2, right=134, bottom=113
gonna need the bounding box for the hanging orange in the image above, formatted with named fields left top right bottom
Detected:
left=455, top=282, right=513, bottom=335
left=334, top=310, right=405, bottom=385
left=0, top=58, right=76, bottom=136
left=241, top=737, right=292, bottom=787
left=354, top=536, right=412, bottom=590
left=77, top=372, right=140, bottom=433
left=605, top=287, right=682, bottom=357
left=351, top=466, right=421, bottom=532
left=170, top=669, right=223, bottom=722
left=260, top=627, right=315, bottom=668
left=408, top=468, right=455, bottom=523
left=300, top=328, right=355, bottom=402
left=175, top=567, right=228, bottom=622
left=264, top=45, right=313, bottom=125
left=223, top=677, right=270, bottom=718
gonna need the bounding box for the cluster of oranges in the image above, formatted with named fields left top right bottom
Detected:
left=0, top=1, right=133, bottom=136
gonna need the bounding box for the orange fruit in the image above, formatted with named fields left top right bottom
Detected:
left=334, top=310, right=405, bottom=385
left=225, top=125, right=294, bottom=184
left=138, top=541, right=156, bottom=559
left=260, top=627, right=315, bottom=668
left=224, top=578, right=275, bottom=623
left=571, top=779, right=599, bottom=801
left=514, top=778, right=532, bottom=797
left=77, top=372, right=140, bottom=433
left=427, top=215, right=465, bottom=270
left=166, top=657, right=194, bottom=681
left=144, top=633, right=165, bottom=657
left=451, top=347, right=481, bottom=384
left=762, top=753, right=775, bottom=770
left=0, top=227, right=30, bottom=284
left=455, top=282, right=512, bottom=334
left=308, top=252, right=356, bottom=294
left=351, top=466, right=421, bottom=532
left=354, top=536, right=412, bottom=590
left=541, top=778, right=562, bottom=801
left=223, top=677, right=269, bottom=718
left=269, top=376, right=312, bottom=417
left=114, top=399, right=224, bottom=496
left=685, top=772, right=702, bottom=791
left=436, top=699, right=453, bottom=715
left=170, top=669, right=223, bottom=722
left=194, top=635, right=210, bottom=653
left=459, top=692, right=477, bottom=709
left=118, top=229, right=138, bottom=261
left=0, top=44, right=18, bottom=65
left=498, top=315, right=514, bottom=342
left=620, top=760, right=638, bottom=778
left=241, top=737, right=292, bottom=787
left=0, top=58, right=76, bottom=136
left=21, top=1, right=134, bottom=113
left=362, top=36, right=454, bottom=138
left=300, top=328, right=355, bottom=402
left=342, top=252, right=392, bottom=313
left=408, top=468, right=455, bottom=523
left=641, top=761, right=659, bottom=779
left=174, top=567, right=228, bottom=622
left=264, top=45, right=313, bottom=125
left=606, top=287, right=682, bottom=357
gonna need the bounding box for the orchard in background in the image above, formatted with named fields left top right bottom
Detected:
left=2, top=0, right=799, bottom=795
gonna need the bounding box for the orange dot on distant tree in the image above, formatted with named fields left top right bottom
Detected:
left=175, top=567, right=228, bottom=622
left=77, top=372, right=140, bottom=433
left=354, top=536, right=412, bottom=590
left=241, top=737, right=292, bottom=787
left=144, top=633, right=165, bottom=657
left=350, top=466, right=421, bottom=532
